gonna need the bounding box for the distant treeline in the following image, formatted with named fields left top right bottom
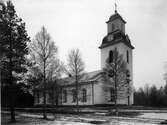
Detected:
left=134, top=83, right=167, bottom=107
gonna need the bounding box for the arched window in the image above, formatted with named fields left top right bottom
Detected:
left=112, top=24, right=115, bottom=31
left=37, top=92, right=40, bottom=104
left=63, top=90, right=67, bottom=103
left=109, top=50, right=113, bottom=63
left=127, top=50, right=129, bottom=63
left=110, top=88, right=115, bottom=101
left=72, top=89, right=77, bottom=102
left=82, top=88, right=87, bottom=102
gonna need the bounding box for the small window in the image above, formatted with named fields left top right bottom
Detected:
left=110, top=88, right=115, bottom=101
left=127, top=50, right=129, bottom=63
left=109, top=50, right=113, bottom=63
left=82, top=89, right=87, bottom=102
left=63, top=90, right=67, bottom=103
left=37, top=92, right=40, bottom=103
left=112, top=24, right=115, bottom=31
left=72, top=89, right=77, bottom=102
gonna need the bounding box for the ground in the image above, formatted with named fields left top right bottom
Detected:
left=1, top=110, right=167, bottom=125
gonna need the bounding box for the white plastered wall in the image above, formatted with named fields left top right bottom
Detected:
left=100, top=42, right=133, bottom=105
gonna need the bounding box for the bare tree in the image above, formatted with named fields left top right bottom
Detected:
left=47, top=59, right=64, bottom=81
left=29, top=26, right=57, bottom=119
left=47, top=59, right=65, bottom=105
left=103, top=48, right=130, bottom=115
left=67, top=48, right=84, bottom=113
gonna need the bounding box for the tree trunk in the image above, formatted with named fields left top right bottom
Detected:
left=43, top=90, right=47, bottom=119
left=52, top=87, right=54, bottom=105
left=114, top=62, right=118, bottom=116
left=54, top=82, right=59, bottom=106
left=9, top=24, right=15, bottom=122
left=9, top=64, right=16, bottom=122
left=76, top=75, right=79, bottom=113
left=114, top=76, right=118, bottom=116
left=9, top=86, right=15, bottom=122
left=43, top=61, right=47, bottom=119
left=55, top=87, right=59, bottom=106
left=60, top=88, right=62, bottom=105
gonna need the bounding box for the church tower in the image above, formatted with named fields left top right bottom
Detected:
left=99, top=8, right=134, bottom=105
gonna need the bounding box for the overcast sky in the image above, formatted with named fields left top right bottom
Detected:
left=11, top=0, right=167, bottom=89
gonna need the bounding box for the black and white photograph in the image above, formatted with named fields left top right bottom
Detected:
left=0, top=0, right=167, bottom=124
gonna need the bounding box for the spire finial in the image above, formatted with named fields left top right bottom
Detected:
left=114, top=0, right=117, bottom=13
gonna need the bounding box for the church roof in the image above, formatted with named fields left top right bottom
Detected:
left=60, top=70, right=103, bottom=87
left=34, top=70, right=103, bottom=90
left=106, top=12, right=126, bottom=24
left=99, top=30, right=134, bottom=49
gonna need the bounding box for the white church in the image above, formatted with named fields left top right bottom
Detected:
left=34, top=9, right=134, bottom=106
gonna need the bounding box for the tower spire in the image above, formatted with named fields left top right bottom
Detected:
left=114, top=0, right=117, bottom=13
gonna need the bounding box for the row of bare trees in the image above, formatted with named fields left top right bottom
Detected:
left=0, top=1, right=85, bottom=121
left=27, top=26, right=85, bottom=118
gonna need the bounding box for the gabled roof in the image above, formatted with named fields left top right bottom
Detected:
left=60, top=70, right=103, bottom=86
left=34, top=70, right=104, bottom=90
